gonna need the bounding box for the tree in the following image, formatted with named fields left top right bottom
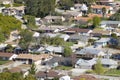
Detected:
left=109, top=9, right=120, bottom=21
left=94, top=59, right=104, bottom=75
left=58, top=0, right=74, bottom=10
left=24, top=74, right=36, bottom=80
left=102, top=7, right=106, bottom=18
left=25, top=0, right=55, bottom=18
left=92, top=16, right=101, bottom=28
left=111, top=33, right=118, bottom=39
left=29, top=64, right=36, bottom=75
left=19, top=30, right=33, bottom=50
left=64, top=46, right=72, bottom=57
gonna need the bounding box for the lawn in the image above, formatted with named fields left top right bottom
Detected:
left=104, top=69, right=120, bottom=77
left=0, top=60, right=10, bottom=65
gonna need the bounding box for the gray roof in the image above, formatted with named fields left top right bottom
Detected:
left=100, top=58, right=118, bottom=65
left=69, top=34, right=89, bottom=42
left=100, top=21, right=120, bottom=25
left=76, top=58, right=96, bottom=66
left=76, top=47, right=105, bottom=56
left=46, top=46, right=64, bottom=53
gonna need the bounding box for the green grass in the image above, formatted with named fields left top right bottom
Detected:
left=55, top=66, right=73, bottom=70
left=64, top=42, right=73, bottom=47
left=0, top=60, right=10, bottom=65
left=104, top=69, right=120, bottom=77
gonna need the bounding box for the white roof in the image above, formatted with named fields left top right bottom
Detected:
left=33, top=32, right=40, bottom=37
left=81, top=4, right=88, bottom=11
left=46, top=46, right=64, bottom=53
left=95, top=38, right=110, bottom=43
left=59, top=75, right=71, bottom=80
left=76, top=47, right=105, bottom=56
left=100, top=58, right=118, bottom=65
left=76, top=58, right=96, bottom=66
left=0, top=44, right=7, bottom=49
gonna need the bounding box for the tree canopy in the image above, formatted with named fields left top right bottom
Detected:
left=110, top=9, right=120, bottom=21
left=25, top=0, right=56, bottom=18
left=0, top=14, right=22, bottom=43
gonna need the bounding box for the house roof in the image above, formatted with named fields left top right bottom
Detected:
left=73, top=75, right=98, bottom=80
left=100, top=21, right=120, bottom=25
left=100, top=58, right=118, bottom=65
left=91, top=5, right=111, bottom=9
left=44, top=16, right=62, bottom=20
left=9, top=6, right=25, bottom=10
left=0, top=52, right=14, bottom=58
left=96, top=0, right=114, bottom=2
left=35, top=70, right=61, bottom=78
left=95, top=38, right=110, bottom=43
left=76, top=47, right=105, bottom=56
left=69, top=34, right=90, bottom=42
left=76, top=58, right=96, bottom=66
left=46, top=46, right=64, bottom=53
left=16, top=54, right=50, bottom=61
left=92, top=29, right=110, bottom=35
left=64, top=28, right=91, bottom=33
left=8, top=67, right=22, bottom=73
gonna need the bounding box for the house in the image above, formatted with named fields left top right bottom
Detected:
left=96, top=0, right=115, bottom=5
left=64, top=28, right=92, bottom=35
left=8, top=67, right=29, bottom=77
left=75, top=58, right=117, bottom=69
left=0, top=52, right=17, bottom=60
left=45, top=46, right=64, bottom=54
left=91, top=29, right=111, bottom=36
left=73, top=75, right=98, bottom=80
left=59, top=75, right=71, bottom=80
left=68, top=34, right=90, bottom=47
left=44, top=33, right=70, bottom=41
left=75, top=58, right=96, bottom=69
left=91, top=5, right=113, bottom=15
left=95, top=38, right=110, bottom=47
left=75, top=47, right=105, bottom=58
left=74, top=4, right=82, bottom=10
left=38, top=25, right=68, bottom=33
left=44, top=15, right=65, bottom=23
left=15, top=54, right=51, bottom=65
left=100, top=21, right=120, bottom=30
left=35, top=70, right=62, bottom=80
left=2, top=0, right=11, bottom=5
left=100, top=58, right=118, bottom=68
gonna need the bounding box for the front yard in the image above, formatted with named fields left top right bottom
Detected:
left=104, top=69, right=120, bottom=77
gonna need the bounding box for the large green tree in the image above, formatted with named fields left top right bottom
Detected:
left=25, top=0, right=55, bottom=18
left=58, top=0, right=74, bottom=10
left=19, top=30, right=33, bottom=50
left=92, top=16, right=101, bottom=28
left=110, top=9, right=120, bottom=21
left=64, top=46, right=72, bottom=57
left=94, top=59, right=104, bottom=75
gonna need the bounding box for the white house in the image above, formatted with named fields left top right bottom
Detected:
left=95, top=38, right=110, bottom=47
left=59, top=75, right=71, bottom=80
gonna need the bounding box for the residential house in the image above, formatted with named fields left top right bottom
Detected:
left=44, top=33, right=70, bottom=41
left=38, top=25, right=68, bottom=33
left=2, top=0, right=11, bottom=5
left=44, top=15, right=65, bottom=23
left=64, top=28, right=92, bottom=35
left=15, top=54, right=51, bottom=65
left=96, top=0, right=115, bottom=5
left=59, top=75, right=71, bottom=80
left=91, top=5, right=113, bottom=15
left=100, top=58, right=118, bottom=68
left=8, top=67, right=29, bottom=77
left=44, top=46, right=64, bottom=54
left=75, top=47, right=105, bottom=58
left=74, top=4, right=82, bottom=11
left=91, top=29, right=111, bottom=36
left=68, top=34, right=90, bottom=47
left=0, top=52, right=17, bottom=60
left=75, top=58, right=118, bottom=69
left=73, top=75, right=98, bottom=80
left=35, top=70, right=62, bottom=80
left=95, top=38, right=110, bottom=47
left=100, top=21, right=120, bottom=30
left=75, top=58, right=96, bottom=69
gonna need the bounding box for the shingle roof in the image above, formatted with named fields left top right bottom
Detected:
left=73, top=75, right=98, bottom=80
left=0, top=52, right=14, bottom=57
left=91, top=5, right=111, bottom=9
left=64, top=28, right=91, bottom=33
